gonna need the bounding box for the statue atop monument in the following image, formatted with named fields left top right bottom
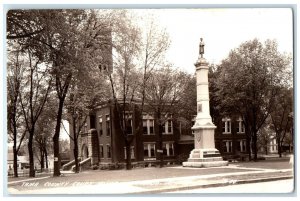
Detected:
left=199, top=38, right=205, bottom=58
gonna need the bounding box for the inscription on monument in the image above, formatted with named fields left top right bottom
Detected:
left=197, top=104, right=202, bottom=112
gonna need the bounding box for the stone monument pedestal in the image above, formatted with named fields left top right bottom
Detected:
left=183, top=126, right=228, bottom=168
left=183, top=39, right=228, bottom=168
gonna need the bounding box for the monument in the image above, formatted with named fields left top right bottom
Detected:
left=183, top=38, right=228, bottom=168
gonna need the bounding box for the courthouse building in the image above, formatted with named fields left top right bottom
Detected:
left=69, top=101, right=194, bottom=169
left=68, top=101, right=250, bottom=169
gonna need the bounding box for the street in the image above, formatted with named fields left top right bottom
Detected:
left=169, top=179, right=294, bottom=194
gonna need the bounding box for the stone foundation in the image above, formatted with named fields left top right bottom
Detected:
left=182, top=148, right=228, bottom=168
left=182, top=160, right=228, bottom=168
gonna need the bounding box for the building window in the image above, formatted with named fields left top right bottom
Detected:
left=222, top=118, right=231, bottom=134
left=237, top=140, right=246, bottom=152
left=163, top=142, right=174, bottom=156
left=237, top=118, right=245, bottom=134
left=274, top=139, right=278, bottom=151
left=143, top=142, right=156, bottom=159
left=106, top=144, right=111, bottom=158
left=223, top=140, right=233, bottom=153
left=143, top=119, right=155, bottom=135
left=100, top=144, right=104, bottom=158
left=99, top=116, right=103, bottom=136
left=163, top=120, right=173, bottom=134
left=124, top=114, right=132, bottom=135
left=124, top=146, right=135, bottom=159
left=167, top=120, right=173, bottom=133
left=126, top=119, right=132, bottom=135
left=106, top=115, right=110, bottom=137
left=162, top=122, right=165, bottom=134
left=143, top=120, right=148, bottom=134
left=149, top=120, right=154, bottom=134
left=270, top=138, right=277, bottom=152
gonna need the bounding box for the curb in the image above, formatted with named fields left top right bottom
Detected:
left=129, top=175, right=293, bottom=194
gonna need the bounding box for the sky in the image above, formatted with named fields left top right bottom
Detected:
left=134, top=8, right=293, bottom=74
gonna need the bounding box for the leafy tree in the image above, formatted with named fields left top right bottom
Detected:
left=34, top=94, right=56, bottom=172
left=18, top=48, right=53, bottom=177
left=7, top=9, right=113, bottom=176
left=7, top=43, right=28, bottom=177
left=104, top=11, right=172, bottom=169
left=7, top=10, right=45, bottom=40
left=174, top=74, right=196, bottom=135
left=208, top=64, right=221, bottom=122
left=270, top=87, right=293, bottom=157
left=283, top=118, right=294, bottom=153
left=66, top=68, right=110, bottom=173
left=144, top=66, right=190, bottom=167
left=7, top=9, right=88, bottom=176
left=137, top=16, right=171, bottom=111
left=105, top=10, right=142, bottom=170
left=215, top=38, right=292, bottom=160
left=47, top=10, right=89, bottom=176
left=257, top=122, right=275, bottom=155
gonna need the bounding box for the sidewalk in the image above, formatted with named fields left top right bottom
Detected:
left=7, top=160, right=293, bottom=194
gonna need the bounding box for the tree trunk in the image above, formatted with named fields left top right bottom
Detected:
left=53, top=134, right=60, bottom=176
left=13, top=145, right=18, bottom=177
left=53, top=70, right=71, bottom=176
left=74, top=141, right=79, bottom=173
left=252, top=132, right=258, bottom=161
left=155, top=109, right=163, bottom=168
left=13, top=111, right=18, bottom=177
left=251, top=112, right=258, bottom=161
left=278, top=138, right=282, bottom=158
left=158, top=123, right=163, bottom=168
left=246, top=135, right=251, bottom=161
left=53, top=99, right=64, bottom=177
left=40, top=147, right=44, bottom=172
left=44, top=147, right=48, bottom=169
left=278, top=145, right=282, bottom=157
left=125, top=140, right=131, bottom=170
left=73, top=116, right=79, bottom=173
left=28, top=130, right=35, bottom=177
